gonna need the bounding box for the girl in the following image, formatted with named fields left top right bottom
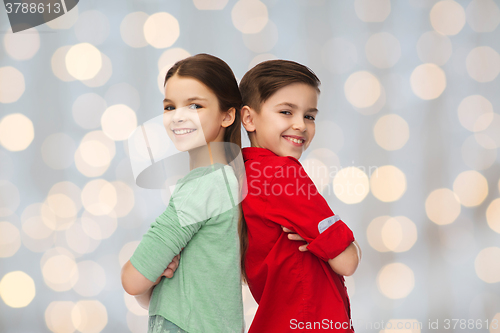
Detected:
left=121, top=54, right=246, bottom=333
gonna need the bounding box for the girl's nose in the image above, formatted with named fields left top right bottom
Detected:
left=172, top=107, right=187, bottom=123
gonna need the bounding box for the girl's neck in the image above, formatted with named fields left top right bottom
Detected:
left=188, top=142, right=228, bottom=170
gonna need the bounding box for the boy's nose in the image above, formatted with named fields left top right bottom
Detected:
left=292, top=118, right=306, bottom=131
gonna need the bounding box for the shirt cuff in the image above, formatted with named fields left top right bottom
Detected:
left=307, top=221, right=355, bottom=262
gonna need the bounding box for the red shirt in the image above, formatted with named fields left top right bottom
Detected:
left=242, top=147, right=355, bottom=333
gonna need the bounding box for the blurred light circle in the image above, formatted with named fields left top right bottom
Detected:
left=81, top=210, right=118, bottom=240
left=425, top=188, right=461, bottom=225
left=157, top=48, right=191, bottom=72
left=75, top=131, right=116, bottom=177
left=302, top=158, right=329, bottom=192
left=46, top=194, right=77, bottom=219
left=248, top=53, right=278, bottom=70
left=40, top=199, right=75, bottom=231
left=0, top=67, right=25, bottom=103
left=466, top=0, right=500, bottom=33
left=231, top=0, right=269, bottom=34
left=72, top=93, right=108, bottom=130
left=365, top=32, right=401, bottom=68
left=486, top=198, right=500, bottom=234
left=111, top=181, right=135, bottom=218
left=3, top=27, right=40, bottom=60
left=105, top=83, right=141, bottom=112
left=46, top=5, right=79, bottom=29
left=370, top=165, right=407, bottom=202
left=21, top=228, right=55, bottom=253
left=74, top=10, right=110, bottom=45
left=353, top=85, right=386, bottom=116
left=101, top=104, right=138, bottom=141
left=81, top=179, right=117, bottom=216
left=416, top=31, right=453, bottom=65
left=143, top=12, right=180, bottom=49
left=119, top=241, right=140, bottom=267
left=51, top=46, right=76, bottom=82
left=193, top=0, right=229, bottom=10
left=381, top=216, right=418, bottom=252
left=457, top=95, right=494, bottom=132
left=373, top=114, right=409, bottom=151
left=466, top=46, right=500, bottom=82
left=65, top=43, right=103, bottom=81
left=21, top=203, right=54, bottom=240
left=121, top=12, right=149, bottom=48
left=242, top=20, right=279, bottom=53
left=124, top=292, right=148, bottom=316
left=0, top=221, right=21, bottom=258
left=475, top=113, right=500, bottom=148
left=42, top=254, right=79, bottom=291
left=82, top=53, right=113, bottom=88
left=333, top=167, right=369, bottom=204
left=485, top=198, right=500, bottom=236
left=475, top=247, right=500, bottom=283
left=45, top=301, right=76, bottom=333
left=73, top=261, right=106, bottom=297
left=71, top=300, right=108, bottom=333
left=65, top=221, right=100, bottom=255
left=0, top=271, right=36, bottom=308
left=367, top=215, right=392, bottom=252
left=344, top=71, right=381, bottom=108
left=79, top=140, right=112, bottom=168
left=41, top=133, right=76, bottom=170
left=0, top=113, right=34, bottom=151
left=430, top=1, right=466, bottom=35
left=303, top=148, right=340, bottom=181
left=354, top=0, right=391, bottom=22
left=453, top=170, right=489, bottom=207
left=410, top=63, right=446, bottom=100
left=377, top=263, right=415, bottom=299
left=461, top=135, right=497, bottom=170
left=321, top=37, right=357, bottom=74
left=0, top=180, right=20, bottom=217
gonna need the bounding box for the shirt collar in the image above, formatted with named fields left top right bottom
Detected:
left=242, top=147, right=278, bottom=161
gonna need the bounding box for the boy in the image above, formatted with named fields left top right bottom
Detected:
left=240, top=60, right=361, bottom=332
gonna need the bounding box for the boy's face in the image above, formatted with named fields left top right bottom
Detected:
left=243, top=83, right=318, bottom=160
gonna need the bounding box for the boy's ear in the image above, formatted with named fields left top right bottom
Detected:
left=241, top=106, right=256, bottom=132
left=221, top=107, right=236, bottom=128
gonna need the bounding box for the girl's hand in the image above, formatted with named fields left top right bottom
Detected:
left=153, top=254, right=181, bottom=286
left=281, top=226, right=309, bottom=252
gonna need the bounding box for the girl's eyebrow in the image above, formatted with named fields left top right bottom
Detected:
left=275, top=102, right=319, bottom=113
left=163, top=97, right=208, bottom=103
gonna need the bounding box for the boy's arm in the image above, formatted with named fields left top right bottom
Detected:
left=283, top=227, right=361, bottom=276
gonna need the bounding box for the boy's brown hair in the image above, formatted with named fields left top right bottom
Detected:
left=238, top=59, right=321, bottom=283
left=239, top=59, right=321, bottom=113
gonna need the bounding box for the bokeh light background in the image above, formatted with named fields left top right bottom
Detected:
left=1, top=0, right=500, bottom=332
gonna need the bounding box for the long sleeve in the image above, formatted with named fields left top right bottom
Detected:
left=263, top=158, right=355, bottom=262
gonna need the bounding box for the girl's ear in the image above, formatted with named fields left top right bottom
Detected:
left=221, top=107, right=236, bottom=128
left=241, top=106, right=256, bottom=132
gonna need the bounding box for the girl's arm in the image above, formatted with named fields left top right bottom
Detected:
left=122, top=260, right=159, bottom=296
left=282, top=226, right=361, bottom=276
left=132, top=254, right=181, bottom=309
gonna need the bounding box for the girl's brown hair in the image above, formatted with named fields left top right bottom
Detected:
left=164, top=54, right=248, bottom=282
left=237, top=60, right=321, bottom=283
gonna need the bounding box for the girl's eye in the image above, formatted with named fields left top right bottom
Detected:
left=305, top=115, right=315, bottom=121
left=189, top=103, right=203, bottom=110
left=164, top=105, right=175, bottom=111
left=280, top=110, right=291, bottom=115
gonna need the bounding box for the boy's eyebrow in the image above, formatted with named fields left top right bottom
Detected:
left=163, top=97, right=208, bottom=103
left=275, top=102, right=319, bottom=113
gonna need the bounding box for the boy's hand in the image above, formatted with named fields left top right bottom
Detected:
left=282, top=226, right=309, bottom=252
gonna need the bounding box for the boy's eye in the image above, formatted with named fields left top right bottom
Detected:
left=189, top=103, right=203, bottom=110
left=280, top=110, right=291, bottom=115
left=305, top=115, right=315, bottom=121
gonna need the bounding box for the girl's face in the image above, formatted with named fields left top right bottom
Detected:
left=163, top=74, right=227, bottom=152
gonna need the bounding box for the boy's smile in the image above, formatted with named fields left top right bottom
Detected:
left=243, top=82, right=318, bottom=160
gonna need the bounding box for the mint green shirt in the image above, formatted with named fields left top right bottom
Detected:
left=130, top=163, right=244, bottom=333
